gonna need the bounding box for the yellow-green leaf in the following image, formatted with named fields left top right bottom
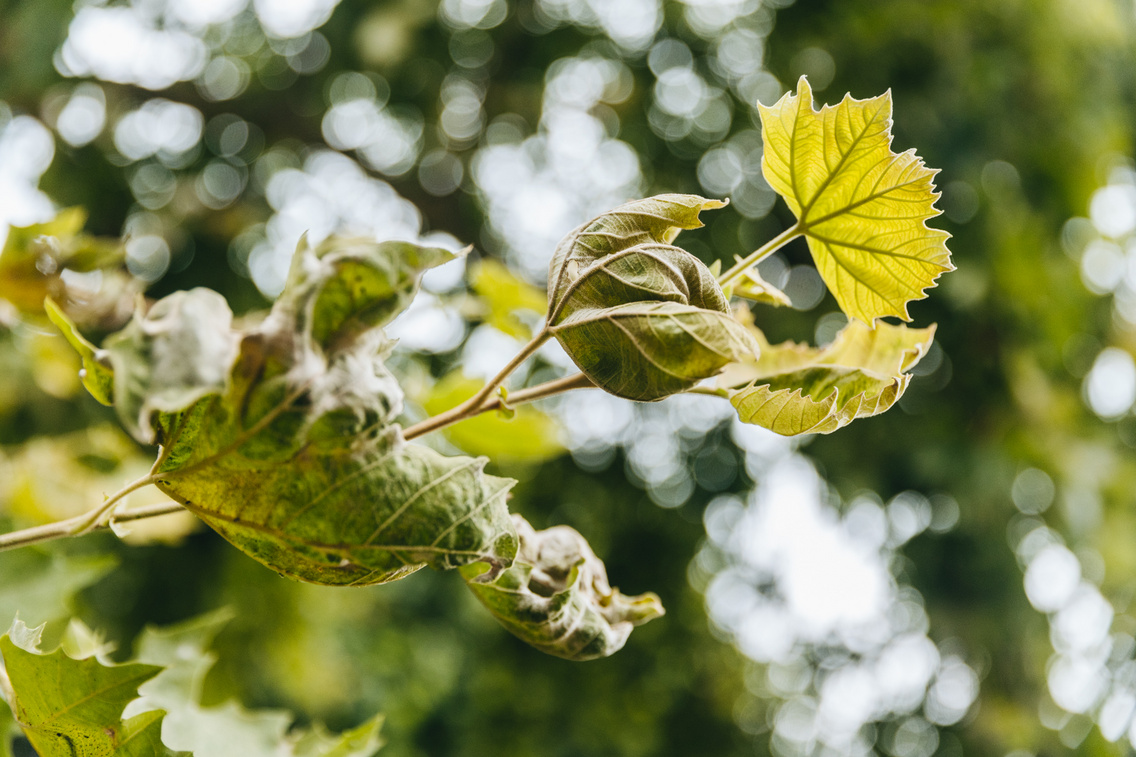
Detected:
left=720, top=319, right=935, bottom=436
left=423, top=372, right=564, bottom=463
left=470, top=258, right=546, bottom=339
left=729, top=264, right=791, bottom=307
left=758, top=77, right=954, bottom=322
left=44, top=297, right=114, bottom=406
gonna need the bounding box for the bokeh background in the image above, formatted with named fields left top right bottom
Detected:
left=2, top=0, right=1136, bottom=755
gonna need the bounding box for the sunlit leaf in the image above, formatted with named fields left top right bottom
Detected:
left=0, top=619, right=170, bottom=756
left=462, top=515, right=664, bottom=661
left=423, top=372, right=564, bottom=463
left=546, top=196, right=758, bottom=401
left=720, top=317, right=936, bottom=436
left=70, top=237, right=518, bottom=586
left=128, top=610, right=383, bottom=757
left=469, top=258, right=546, bottom=339
left=44, top=297, right=113, bottom=404
left=759, top=77, right=954, bottom=322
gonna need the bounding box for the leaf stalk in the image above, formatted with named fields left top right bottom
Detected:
left=716, top=223, right=803, bottom=289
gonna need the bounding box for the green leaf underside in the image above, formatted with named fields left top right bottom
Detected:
left=44, top=297, right=115, bottom=406
left=759, top=76, right=953, bottom=322
left=551, top=301, right=757, bottom=402
left=546, top=195, right=758, bottom=401
left=721, top=319, right=935, bottom=436
left=0, top=621, right=168, bottom=757
left=463, top=516, right=664, bottom=661
left=127, top=611, right=383, bottom=757
left=423, top=373, right=564, bottom=463
left=76, top=235, right=516, bottom=587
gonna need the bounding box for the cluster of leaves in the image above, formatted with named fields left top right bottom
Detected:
left=0, top=76, right=953, bottom=753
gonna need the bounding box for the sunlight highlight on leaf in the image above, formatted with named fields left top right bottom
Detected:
left=759, top=77, right=953, bottom=322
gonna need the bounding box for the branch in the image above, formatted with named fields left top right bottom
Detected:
left=716, top=223, right=802, bottom=289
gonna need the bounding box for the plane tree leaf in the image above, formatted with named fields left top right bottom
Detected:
left=729, top=264, right=792, bottom=307
left=720, top=317, right=935, bottom=436
left=759, top=77, right=954, bottom=322
left=126, top=611, right=383, bottom=757
left=546, top=195, right=758, bottom=401
left=0, top=619, right=171, bottom=756
left=462, top=515, right=664, bottom=661
left=59, top=235, right=518, bottom=587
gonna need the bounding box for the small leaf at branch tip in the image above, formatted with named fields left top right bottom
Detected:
left=759, top=76, right=954, bottom=323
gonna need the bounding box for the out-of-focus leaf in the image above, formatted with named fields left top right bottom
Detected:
left=0, top=208, right=129, bottom=319
left=463, top=515, right=664, bottom=661
left=0, top=549, right=115, bottom=629
left=469, top=258, right=546, bottom=339
left=546, top=196, right=758, bottom=401
left=104, top=289, right=240, bottom=444
left=422, top=372, right=564, bottom=463
left=128, top=610, right=383, bottom=757
left=759, top=77, right=954, bottom=322
left=0, top=694, right=14, bottom=757
left=44, top=296, right=114, bottom=405
left=63, top=237, right=519, bottom=586
left=0, top=619, right=170, bottom=756
left=720, top=318, right=935, bottom=436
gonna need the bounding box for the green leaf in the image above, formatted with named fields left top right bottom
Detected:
left=758, top=77, right=954, bottom=322
left=0, top=549, right=116, bottom=629
left=546, top=196, right=759, bottom=401
left=0, top=694, right=15, bottom=757
left=422, top=372, right=564, bottom=463
left=720, top=317, right=936, bottom=436
left=44, top=296, right=115, bottom=405
left=103, top=289, right=240, bottom=444
left=462, top=515, right=664, bottom=661
left=0, top=619, right=170, bottom=757
left=97, top=241, right=519, bottom=586
left=279, top=235, right=457, bottom=351
left=469, top=258, right=546, bottom=339
left=129, top=611, right=383, bottom=757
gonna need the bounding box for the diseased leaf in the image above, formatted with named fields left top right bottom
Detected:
left=759, top=77, right=954, bottom=322
left=280, top=235, right=457, bottom=350
left=720, top=317, right=935, bottom=436
left=546, top=196, right=758, bottom=401
left=423, top=372, right=564, bottom=463
left=469, top=258, right=546, bottom=339
left=85, top=239, right=518, bottom=586
left=127, top=610, right=383, bottom=757
left=0, top=619, right=170, bottom=757
left=462, top=515, right=664, bottom=661
left=104, top=289, right=240, bottom=444
left=44, top=296, right=114, bottom=405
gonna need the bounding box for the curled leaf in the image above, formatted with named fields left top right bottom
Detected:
left=729, top=264, right=792, bottom=307
left=546, top=195, right=758, bottom=401
left=462, top=515, right=664, bottom=661
left=721, top=317, right=935, bottom=436
left=759, top=77, right=954, bottom=322
left=103, top=288, right=240, bottom=444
